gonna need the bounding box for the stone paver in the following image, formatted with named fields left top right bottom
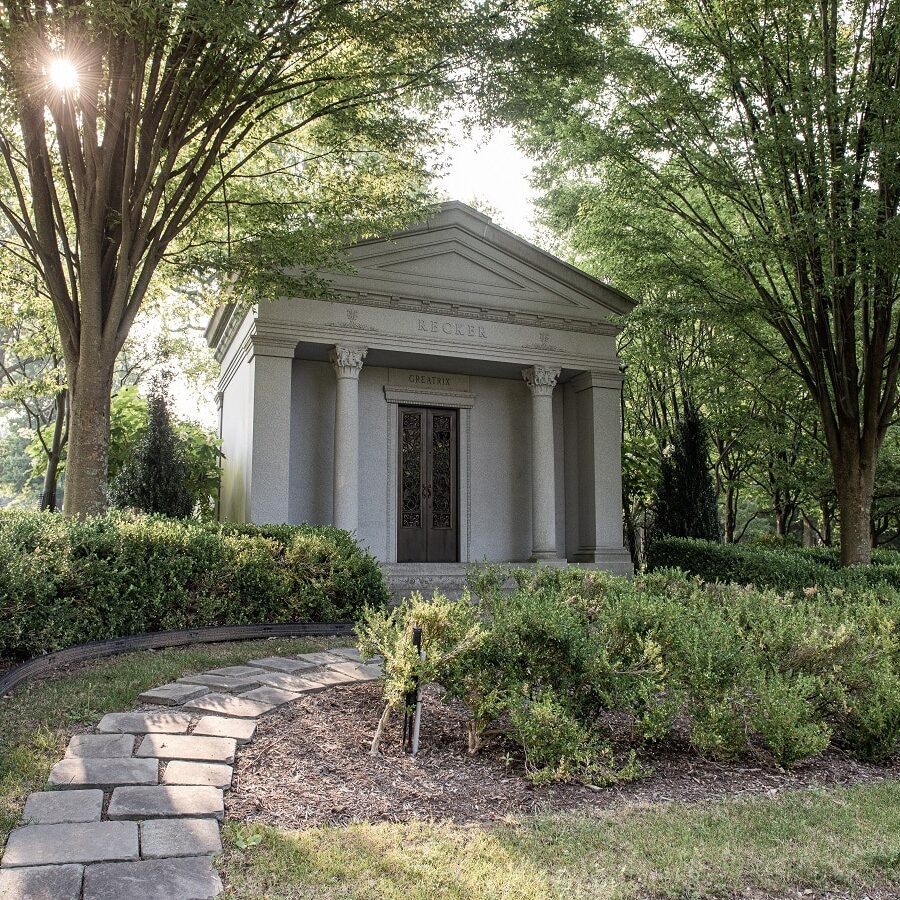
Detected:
left=183, top=692, right=273, bottom=719
left=295, top=651, right=348, bottom=666
left=65, top=734, right=136, bottom=759
left=136, top=734, right=236, bottom=764
left=82, top=856, right=222, bottom=899
left=107, top=785, right=224, bottom=821
left=250, top=670, right=329, bottom=692
left=330, top=647, right=363, bottom=662
left=192, top=716, right=256, bottom=744
left=326, top=661, right=383, bottom=681
left=1, top=822, right=138, bottom=868
left=247, top=656, right=319, bottom=674
left=0, top=864, right=84, bottom=899
left=299, top=668, right=358, bottom=689
left=47, top=757, right=158, bottom=790
left=96, top=711, right=193, bottom=735
left=163, top=761, right=233, bottom=789
left=177, top=673, right=263, bottom=692
left=205, top=665, right=266, bottom=678
left=22, top=790, right=103, bottom=825
left=239, top=686, right=302, bottom=707
left=139, top=819, right=223, bottom=859
left=138, top=683, right=209, bottom=707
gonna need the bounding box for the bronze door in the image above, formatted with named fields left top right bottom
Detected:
left=397, top=407, right=459, bottom=563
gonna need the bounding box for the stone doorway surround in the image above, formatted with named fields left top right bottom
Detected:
left=384, top=376, right=474, bottom=564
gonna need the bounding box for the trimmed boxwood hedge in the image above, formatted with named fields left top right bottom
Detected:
left=647, top=537, right=900, bottom=593
left=0, top=510, right=388, bottom=660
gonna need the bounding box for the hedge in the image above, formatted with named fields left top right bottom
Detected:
left=0, top=510, right=389, bottom=660
left=646, top=537, right=900, bottom=593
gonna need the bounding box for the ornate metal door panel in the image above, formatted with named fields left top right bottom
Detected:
left=397, top=407, right=458, bottom=562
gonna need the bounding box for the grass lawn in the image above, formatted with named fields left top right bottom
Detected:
left=219, top=782, right=900, bottom=899
left=0, top=635, right=346, bottom=858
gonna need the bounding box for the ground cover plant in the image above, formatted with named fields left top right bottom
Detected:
left=0, top=635, right=347, bottom=862
left=359, top=566, right=900, bottom=785
left=0, top=510, right=388, bottom=660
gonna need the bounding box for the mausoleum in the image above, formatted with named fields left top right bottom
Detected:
left=207, top=202, right=635, bottom=578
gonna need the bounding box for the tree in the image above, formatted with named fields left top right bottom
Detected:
left=0, top=0, right=509, bottom=517
left=110, top=376, right=192, bottom=517
left=505, top=0, right=900, bottom=564
left=653, top=405, right=721, bottom=543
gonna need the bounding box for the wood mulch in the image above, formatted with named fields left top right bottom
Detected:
left=225, top=681, right=900, bottom=829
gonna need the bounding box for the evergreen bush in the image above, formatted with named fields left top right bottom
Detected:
left=653, top=405, right=720, bottom=542
left=110, top=375, right=192, bottom=518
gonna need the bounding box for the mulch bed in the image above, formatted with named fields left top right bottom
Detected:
left=225, top=681, right=900, bottom=829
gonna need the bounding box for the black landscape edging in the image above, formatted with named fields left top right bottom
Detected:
left=0, top=621, right=355, bottom=697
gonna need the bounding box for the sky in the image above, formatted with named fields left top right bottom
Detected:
left=434, top=126, right=540, bottom=242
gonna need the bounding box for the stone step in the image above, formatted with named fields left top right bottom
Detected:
left=163, top=761, right=233, bottom=789
left=0, top=864, right=84, bottom=899
left=136, top=734, right=236, bottom=764
left=139, top=819, right=223, bottom=860
left=107, top=785, right=224, bottom=821
left=325, top=661, right=383, bottom=682
left=247, top=656, right=319, bottom=674
left=177, top=673, right=264, bottom=693
left=191, top=716, right=256, bottom=744
left=96, top=712, right=193, bottom=735
left=47, top=757, right=159, bottom=791
left=1, top=822, right=138, bottom=868
left=183, top=692, right=274, bottom=719
left=138, top=683, right=209, bottom=707
left=82, top=856, right=222, bottom=899
left=65, top=734, right=136, bottom=759
left=22, top=790, right=103, bottom=826
left=239, top=686, right=302, bottom=707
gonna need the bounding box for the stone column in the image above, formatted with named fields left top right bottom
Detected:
left=523, top=365, right=561, bottom=560
left=571, top=370, right=633, bottom=574
left=330, top=346, right=367, bottom=533
left=247, top=341, right=294, bottom=524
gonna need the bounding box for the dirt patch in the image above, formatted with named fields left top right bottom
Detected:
left=226, top=681, right=900, bottom=829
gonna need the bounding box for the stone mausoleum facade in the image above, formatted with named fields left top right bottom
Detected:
left=207, top=202, right=634, bottom=575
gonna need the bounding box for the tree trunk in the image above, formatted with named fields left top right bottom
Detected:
left=40, top=389, right=68, bottom=513
left=834, top=450, right=876, bottom=565
left=724, top=483, right=736, bottom=543
left=61, top=359, right=115, bottom=518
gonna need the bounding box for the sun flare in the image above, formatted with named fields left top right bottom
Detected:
left=48, top=57, right=79, bottom=92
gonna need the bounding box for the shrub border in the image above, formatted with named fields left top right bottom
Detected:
left=0, top=621, right=355, bottom=697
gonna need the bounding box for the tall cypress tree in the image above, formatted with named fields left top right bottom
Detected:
left=110, top=375, right=192, bottom=518
left=654, top=405, right=720, bottom=542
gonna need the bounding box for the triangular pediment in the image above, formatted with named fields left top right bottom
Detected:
left=376, top=249, right=530, bottom=291
left=318, top=202, right=634, bottom=322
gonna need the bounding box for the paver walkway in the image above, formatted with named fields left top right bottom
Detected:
left=0, top=647, right=381, bottom=899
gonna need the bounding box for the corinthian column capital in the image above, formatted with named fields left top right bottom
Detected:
left=330, top=346, right=367, bottom=379
left=522, top=365, right=561, bottom=397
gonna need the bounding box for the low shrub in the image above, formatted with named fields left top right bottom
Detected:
left=646, top=537, right=900, bottom=593
left=359, top=565, right=900, bottom=784
left=0, top=510, right=389, bottom=659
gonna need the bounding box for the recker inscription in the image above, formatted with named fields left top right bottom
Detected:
left=417, top=318, right=487, bottom=339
